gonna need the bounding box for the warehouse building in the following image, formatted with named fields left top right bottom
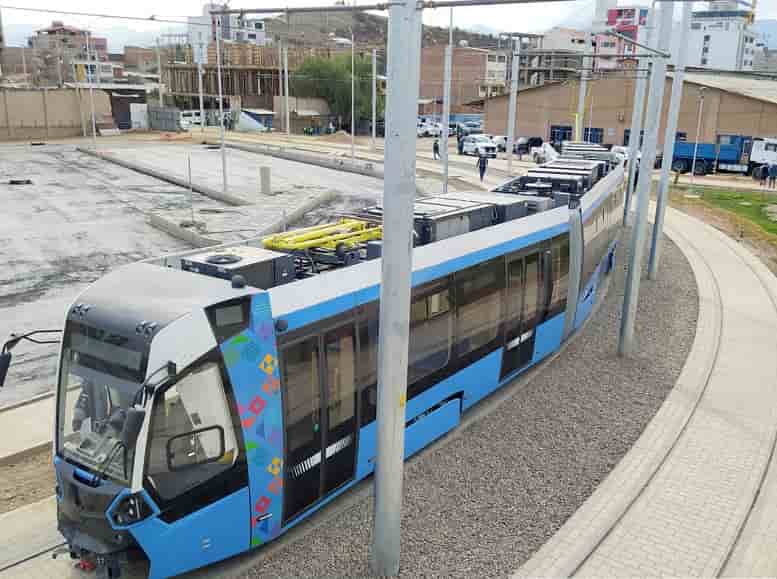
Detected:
left=484, top=70, right=777, bottom=147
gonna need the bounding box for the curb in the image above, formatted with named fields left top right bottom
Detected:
left=76, top=146, right=250, bottom=206
left=0, top=440, right=50, bottom=467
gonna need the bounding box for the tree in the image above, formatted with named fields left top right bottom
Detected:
left=291, top=53, right=384, bottom=129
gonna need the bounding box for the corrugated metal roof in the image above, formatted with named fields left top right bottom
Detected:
left=677, top=72, right=777, bottom=106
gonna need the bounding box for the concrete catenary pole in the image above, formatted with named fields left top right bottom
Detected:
left=623, top=17, right=652, bottom=226
left=441, top=7, right=453, bottom=195
left=86, top=31, right=97, bottom=149
left=351, top=28, right=356, bottom=161
left=156, top=37, right=163, bottom=107
left=576, top=33, right=591, bottom=141
left=371, top=48, right=377, bottom=150
left=506, top=36, right=520, bottom=176
left=648, top=1, right=691, bottom=279
left=215, top=17, right=228, bottom=194
left=618, top=1, right=672, bottom=357
left=278, top=41, right=284, bottom=132
left=371, top=0, right=422, bottom=575
left=284, top=44, right=291, bottom=136
left=691, top=86, right=705, bottom=186
left=198, top=43, right=205, bottom=133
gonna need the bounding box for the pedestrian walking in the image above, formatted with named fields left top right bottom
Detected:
left=769, top=163, right=777, bottom=190
left=476, top=153, right=488, bottom=182
left=433, top=138, right=440, bottom=161
left=457, top=134, right=464, bottom=155
left=757, top=164, right=768, bottom=188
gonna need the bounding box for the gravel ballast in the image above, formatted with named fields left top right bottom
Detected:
left=241, top=228, right=699, bottom=578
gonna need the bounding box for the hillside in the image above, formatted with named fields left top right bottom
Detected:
left=264, top=11, right=502, bottom=50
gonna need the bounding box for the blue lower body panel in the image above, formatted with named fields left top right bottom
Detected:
left=532, top=312, right=565, bottom=363
left=404, top=398, right=461, bottom=459
left=130, top=487, right=250, bottom=579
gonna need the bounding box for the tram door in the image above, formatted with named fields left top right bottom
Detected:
left=500, top=252, right=541, bottom=380
left=281, top=323, right=358, bottom=524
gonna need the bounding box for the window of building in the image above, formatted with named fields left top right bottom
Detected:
left=488, top=54, right=497, bottom=62
left=498, top=55, right=507, bottom=62
left=676, top=132, right=687, bottom=142
left=704, top=34, right=711, bottom=42
left=691, top=23, right=702, bottom=30
left=702, top=47, right=709, bottom=54
left=255, top=22, right=264, bottom=30
left=701, top=58, right=708, bottom=65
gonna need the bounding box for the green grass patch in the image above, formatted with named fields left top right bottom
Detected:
left=671, top=186, right=777, bottom=238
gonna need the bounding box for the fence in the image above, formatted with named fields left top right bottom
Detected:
left=147, top=104, right=181, bottom=132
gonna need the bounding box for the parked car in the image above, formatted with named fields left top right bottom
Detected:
left=515, top=136, right=543, bottom=155
left=490, top=135, right=507, bottom=151
left=417, top=122, right=442, bottom=138
left=456, top=121, right=484, bottom=138
left=461, top=134, right=497, bottom=157
left=179, top=110, right=203, bottom=130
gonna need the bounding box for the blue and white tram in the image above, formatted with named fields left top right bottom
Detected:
left=5, top=163, right=624, bottom=578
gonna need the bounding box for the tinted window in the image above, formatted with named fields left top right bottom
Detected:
left=358, top=314, right=379, bottom=426
left=282, top=338, right=321, bottom=456
left=409, top=280, right=453, bottom=384
left=456, top=259, right=504, bottom=356
left=550, top=235, right=570, bottom=316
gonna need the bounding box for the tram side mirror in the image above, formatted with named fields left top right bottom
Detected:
left=0, top=352, right=10, bottom=388
left=166, top=426, right=225, bottom=472
left=121, top=408, right=146, bottom=449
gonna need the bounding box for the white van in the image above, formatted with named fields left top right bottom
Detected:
left=179, top=110, right=203, bottom=130
left=750, top=137, right=777, bottom=169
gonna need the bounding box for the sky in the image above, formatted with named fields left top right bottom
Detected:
left=2, top=0, right=776, bottom=50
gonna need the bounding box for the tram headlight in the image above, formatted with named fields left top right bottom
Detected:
left=110, top=493, right=153, bottom=527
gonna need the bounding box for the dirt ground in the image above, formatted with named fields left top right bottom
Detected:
left=668, top=189, right=777, bottom=276
left=0, top=447, right=55, bottom=515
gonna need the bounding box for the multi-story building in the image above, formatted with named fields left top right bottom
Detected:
left=597, top=6, right=649, bottom=70
left=419, top=45, right=507, bottom=110
left=187, top=3, right=268, bottom=49
left=542, top=27, right=587, bottom=52
left=123, top=46, right=157, bottom=73
left=29, top=21, right=107, bottom=60
left=754, top=44, right=777, bottom=73
left=686, top=3, right=757, bottom=70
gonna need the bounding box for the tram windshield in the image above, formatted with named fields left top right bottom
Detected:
left=57, top=321, right=149, bottom=484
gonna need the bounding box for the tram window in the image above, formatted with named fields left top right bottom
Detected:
left=456, top=259, right=504, bottom=356
left=409, top=282, right=453, bottom=384
left=146, top=362, right=237, bottom=501
left=282, top=338, right=321, bottom=456
left=524, top=254, right=540, bottom=328
left=550, top=236, right=570, bottom=316
left=324, top=325, right=356, bottom=430
left=358, top=316, right=378, bottom=425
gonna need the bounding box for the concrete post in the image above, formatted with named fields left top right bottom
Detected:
left=506, top=37, right=520, bottom=176
left=623, top=14, right=652, bottom=226
left=351, top=29, right=355, bottom=161
left=198, top=59, right=205, bottom=133
left=441, top=7, right=453, bottom=195
left=42, top=88, right=50, bottom=140
left=215, top=17, right=228, bottom=194
left=618, top=2, right=672, bottom=357
left=283, top=45, right=290, bottom=136
left=648, top=1, right=691, bottom=279
left=260, top=166, right=271, bottom=195
left=371, top=0, right=423, bottom=575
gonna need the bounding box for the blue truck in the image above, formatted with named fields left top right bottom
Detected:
left=665, top=134, right=754, bottom=175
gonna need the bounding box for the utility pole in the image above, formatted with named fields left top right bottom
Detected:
left=690, top=86, right=705, bottom=187
left=371, top=48, right=377, bottom=150
left=441, top=7, right=453, bottom=195
left=351, top=28, right=355, bottom=161
left=506, top=35, right=519, bottom=176
left=576, top=33, right=591, bottom=141
left=197, top=43, right=205, bottom=133
left=86, top=31, right=97, bottom=149
left=156, top=37, right=163, bottom=106
left=215, top=17, right=228, bottom=194
left=278, top=41, right=284, bottom=132
left=371, top=0, right=423, bottom=575
left=618, top=1, right=672, bottom=357
left=649, top=1, right=691, bottom=279
left=21, top=46, right=27, bottom=86
left=283, top=44, right=290, bottom=136
left=623, top=16, right=652, bottom=226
